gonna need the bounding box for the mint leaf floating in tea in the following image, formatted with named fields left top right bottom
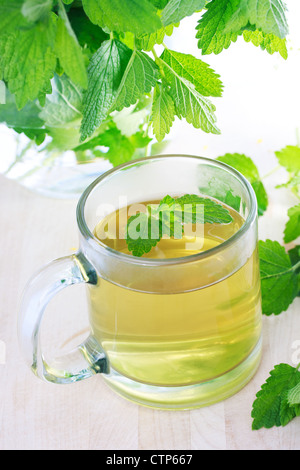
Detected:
left=125, top=194, right=233, bottom=257
left=259, top=239, right=300, bottom=315
left=252, top=363, right=300, bottom=430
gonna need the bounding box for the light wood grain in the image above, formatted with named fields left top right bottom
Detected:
left=0, top=173, right=299, bottom=451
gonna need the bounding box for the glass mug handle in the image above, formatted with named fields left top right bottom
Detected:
left=18, top=252, right=108, bottom=384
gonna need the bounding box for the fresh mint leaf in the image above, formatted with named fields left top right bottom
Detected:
left=196, top=0, right=240, bottom=55
left=0, top=0, right=31, bottom=36
left=75, top=124, right=150, bottom=167
left=275, top=145, right=300, bottom=199
left=275, top=145, right=300, bottom=173
left=252, top=363, right=300, bottom=430
left=112, top=100, right=151, bottom=137
left=287, top=382, right=300, bottom=407
left=55, top=16, right=88, bottom=89
left=284, top=204, right=300, bottom=244
left=161, top=0, right=206, bottom=27
left=126, top=194, right=233, bottom=257
left=242, top=30, right=288, bottom=59
left=225, top=0, right=288, bottom=39
left=80, top=39, right=158, bottom=141
left=0, top=14, right=57, bottom=109
left=89, top=127, right=136, bottom=165
left=126, top=212, right=159, bottom=257
left=39, top=73, right=82, bottom=128
left=121, top=24, right=176, bottom=52
left=80, top=39, right=132, bottom=141
left=68, top=8, right=109, bottom=55
left=110, top=50, right=159, bottom=112
left=159, top=49, right=221, bottom=134
left=259, top=240, right=299, bottom=315
left=217, top=153, right=268, bottom=216
left=196, top=0, right=288, bottom=55
left=148, top=0, right=169, bottom=8
left=82, top=0, right=162, bottom=35
left=288, top=245, right=300, bottom=284
left=161, top=49, right=223, bottom=98
left=21, top=0, right=53, bottom=22
left=150, top=83, right=176, bottom=142
left=176, top=194, right=233, bottom=224
left=0, top=90, right=44, bottom=130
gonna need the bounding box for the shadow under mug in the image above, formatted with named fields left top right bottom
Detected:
left=18, top=155, right=262, bottom=410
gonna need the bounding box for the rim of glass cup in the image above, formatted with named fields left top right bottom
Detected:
left=77, top=154, right=257, bottom=266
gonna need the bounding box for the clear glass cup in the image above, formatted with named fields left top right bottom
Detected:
left=18, top=155, right=262, bottom=410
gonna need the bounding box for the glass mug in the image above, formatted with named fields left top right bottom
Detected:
left=18, top=155, right=262, bottom=410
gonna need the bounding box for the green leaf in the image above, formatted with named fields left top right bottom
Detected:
left=112, top=102, right=151, bottom=137
left=287, top=382, right=300, bottom=407
left=159, top=50, right=220, bottom=134
left=0, top=14, right=57, bottom=109
left=259, top=240, right=299, bottom=315
left=21, top=0, right=53, bottom=22
left=148, top=0, right=169, bottom=8
left=55, top=15, right=88, bottom=89
left=110, top=49, right=159, bottom=112
left=216, top=153, right=268, bottom=216
left=161, top=49, right=223, bottom=98
left=80, top=39, right=132, bottom=142
left=275, top=145, right=300, bottom=199
left=126, top=194, right=233, bottom=256
left=39, top=73, right=82, bottom=128
left=287, top=246, right=300, bottom=297
left=196, top=0, right=240, bottom=55
left=75, top=126, right=137, bottom=166
left=0, top=90, right=44, bottom=129
left=242, top=30, right=288, bottom=59
left=150, top=83, right=175, bottom=142
left=68, top=8, right=109, bottom=54
left=161, top=0, right=206, bottom=27
left=284, top=204, right=300, bottom=244
left=225, top=0, right=289, bottom=39
left=0, top=0, right=31, bottom=37
left=82, top=0, right=162, bottom=35
left=252, top=363, right=300, bottom=430
left=277, top=175, right=300, bottom=199
left=121, top=24, right=176, bottom=52
left=196, top=0, right=288, bottom=55
left=175, top=194, right=233, bottom=224
left=92, top=127, right=136, bottom=165
left=126, top=212, right=159, bottom=257
left=275, top=145, right=300, bottom=173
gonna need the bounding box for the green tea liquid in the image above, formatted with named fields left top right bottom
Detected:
left=89, top=200, right=262, bottom=387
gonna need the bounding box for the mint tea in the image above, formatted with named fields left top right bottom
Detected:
left=88, top=196, right=262, bottom=390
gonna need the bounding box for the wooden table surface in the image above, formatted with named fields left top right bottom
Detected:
left=0, top=171, right=299, bottom=451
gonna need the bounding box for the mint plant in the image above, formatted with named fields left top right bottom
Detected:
left=0, top=0, right=289, bottom=166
